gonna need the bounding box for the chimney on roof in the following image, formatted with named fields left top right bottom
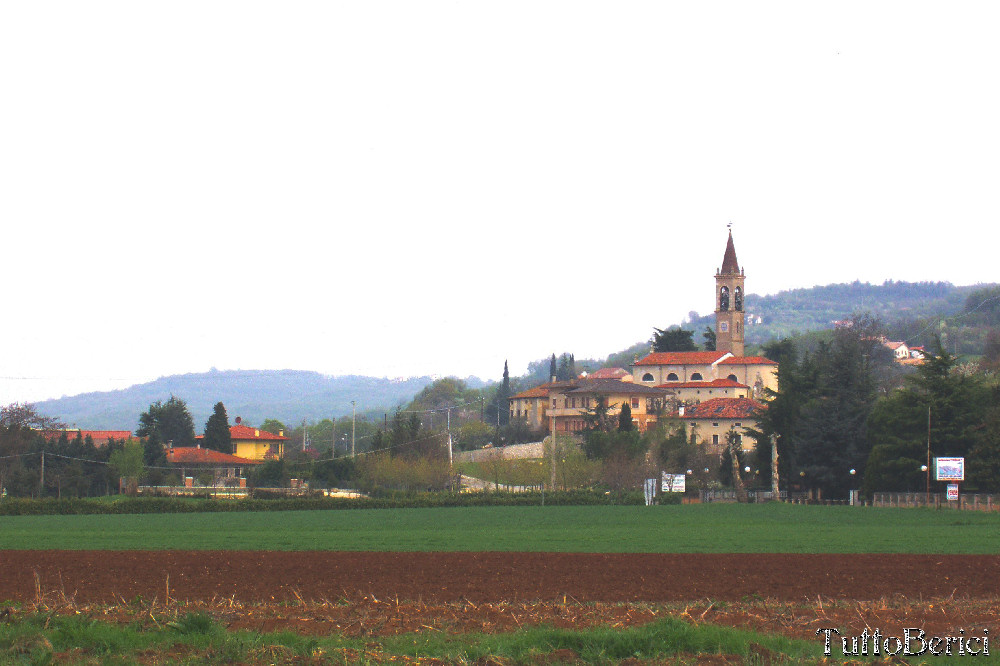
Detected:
left=279, top=430, right=284, bottom=437
left=255, top=429, right=260, bottom=437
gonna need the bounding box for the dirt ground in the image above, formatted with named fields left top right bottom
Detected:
left=3, top=551, right=998, bottom=646
left=2, top=551, right=999, bottom=605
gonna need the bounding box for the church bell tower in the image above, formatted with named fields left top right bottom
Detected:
left=715, top=230, right=745, bottom=356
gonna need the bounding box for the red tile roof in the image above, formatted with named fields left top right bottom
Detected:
left=634, top=351, right=729, bottom=366
left=657, top=379, right=748, bottom=389
left=41, top=430, right=134, bottom=445
left=196, top=424, right=287, bottom=441
left=511, top=386, right=551, bottom=399
left=718, top=356, right=777, bottom=366
left=683, top=398, right=765, bottom=420
left=583, top=368, right=630, bottom=379
left=568, top=380, right=668, bottom=396
left=510, top=380, right=581, bottom=400
left=166, top=447, right=260, bottom=465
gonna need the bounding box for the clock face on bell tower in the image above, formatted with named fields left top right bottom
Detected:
left=715, top=230, right=745, bottom=356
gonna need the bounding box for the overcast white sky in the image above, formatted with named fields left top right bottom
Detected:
left=1, top=1, right=998, bottom=406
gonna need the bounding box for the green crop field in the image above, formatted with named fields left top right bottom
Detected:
left=2, top=503, right=999, bottom=553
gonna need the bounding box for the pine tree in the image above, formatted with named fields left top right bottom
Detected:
left=136, top=395, right=196, bottom=448
left=617, top=401, right=634, bottom=432
left=202, top=402, right=232, bottom=453
left=651, top=327, right=698, bottom=352
left=497, top=361, right=511, bottom=426
left=549, top=354, right=557, bottom=381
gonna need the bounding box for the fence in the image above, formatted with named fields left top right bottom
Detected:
left=871, top=491, right=998, bottom=511
left=454, top=441, right=545, bottom=463
left=700, top=489, right=789, bottom=503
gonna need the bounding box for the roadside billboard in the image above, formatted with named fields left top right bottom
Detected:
left=935, top=457, right=965, bottom=482
left=661, top=472, right=686, bottom=493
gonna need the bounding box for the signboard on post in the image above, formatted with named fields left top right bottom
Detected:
left=947, top=484, right=959, bottom=501
left=661, top=472, right=686, bottom=493
left=935, top=457, right=965, bottom=482
left=644, top=479, right=656, bottom=506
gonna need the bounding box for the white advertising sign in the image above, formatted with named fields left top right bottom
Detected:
left=661, top=472, right=686, bottom=493
left=947, top=484, right=959, bottom=501
left=936, top=457, right=965, bottom=482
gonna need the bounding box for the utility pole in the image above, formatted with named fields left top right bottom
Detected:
left=550, top=375, right=557, bottom=491
left=926, top=405, right=932, bottom=505
left=39, top=450, right=45, bottom=497
left=351, top=400, right=356, bottom=458
left=771, top=434, right=779, bottom=498
left=446, top=407, right=453, bottom=468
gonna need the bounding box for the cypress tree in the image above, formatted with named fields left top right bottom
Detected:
left=202, top=402, right=232, bottom=454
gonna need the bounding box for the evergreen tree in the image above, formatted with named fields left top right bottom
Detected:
left=703, top=326, right=717, bottom=351
left=969, top=385, right=1000, bottom=491
left=617, top=401, right=634, bottom=432
left=555, top=354, right=576, bottom=381
left=549, top=354, right=557, bottom=382
left=863, top=336, right=990, bottom=495
left=136, top=396, right=196, bottom=448
left=407, top=412, right=421, bottom=441
left=202, top=402, right=232, bottom=453
left=498, top=361, right=511, bottom=426
left=651, top=327, right=697, bottom=352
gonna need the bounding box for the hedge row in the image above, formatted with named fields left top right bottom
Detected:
left=0, top=490, right=679, bottom=515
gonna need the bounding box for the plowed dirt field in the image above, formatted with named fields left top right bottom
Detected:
left=2, top=551, right=998, bottom=604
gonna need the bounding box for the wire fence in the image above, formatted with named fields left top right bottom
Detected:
left=871, top=491, right=998, bottom=511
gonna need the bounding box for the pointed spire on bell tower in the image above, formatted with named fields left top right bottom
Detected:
left=721, top=228, right=740, bottom=275
left=714, top=225, right=746, bottom=356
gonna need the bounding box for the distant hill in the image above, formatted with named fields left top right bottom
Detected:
left=35, top=370, right=489, bottom=431
left=686, top=280, right=993, bottom=347
left=535, top=281, right=997, bottom=380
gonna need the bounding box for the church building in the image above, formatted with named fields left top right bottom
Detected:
left=631, top=231, right=778, bottom=400
left=509, top=230, right=775, bottom=451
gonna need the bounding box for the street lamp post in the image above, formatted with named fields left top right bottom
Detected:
left=922, top=464, right=930, bottom=505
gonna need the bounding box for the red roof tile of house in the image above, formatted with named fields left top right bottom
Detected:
left=41, top=430, right=134, bottom=445
left=166, top=447, right=260, bottom=465
left=567, top=380, right=668, bottom=396
left=718, top=356, right=777, bottom=366
left=584, top=368, right=630, bottom=379
left=658, top=379, right=748, bottom=389
left=683, top=397, right=765, bottom=420
left=196, top=424, right=287, bottom=441
left=511, top=386, right=552, bottom=399
left=510, top=380, right=583, bottom=400
left=634, top=351, right=730, bottom=366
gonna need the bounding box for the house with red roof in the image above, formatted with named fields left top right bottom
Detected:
left=41, top=430, right=134, bottom=447
left=166, top=444, right=260, bottom=483
left=195, top=420, right=287, bottom=461
left=680, top=397, right=765, bottom=455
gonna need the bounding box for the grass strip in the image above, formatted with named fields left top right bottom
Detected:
left=2, top=503, right=1000, bottom=553
left=0, top=612, right=834, bottom=665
